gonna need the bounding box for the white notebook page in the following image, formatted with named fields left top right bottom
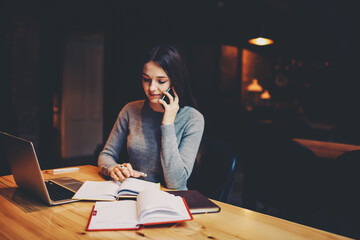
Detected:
left=117, top=178, right=160, bottom=195
left=137, top=189, right=191, bottom=224
left=73, top=181, right=120, bottom=200
left=88, top=201, right=138, bottom=229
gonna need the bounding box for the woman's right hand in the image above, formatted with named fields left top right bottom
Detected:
left=159, top=87, right=179, bottom=125
left=110, top=163, right=140, bottom=181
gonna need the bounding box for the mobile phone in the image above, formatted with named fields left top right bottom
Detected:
left=161, top=87, right=174, bottom=105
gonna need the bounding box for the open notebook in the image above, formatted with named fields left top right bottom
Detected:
left=86, top=189, right=193, bottom=231
left=72, top=178, right=160, bottom=200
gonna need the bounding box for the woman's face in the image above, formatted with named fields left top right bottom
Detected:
left=142, top=61, right=171, bottom=107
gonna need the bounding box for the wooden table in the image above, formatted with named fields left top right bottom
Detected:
left=294, top=138, right=360, bottom=159
left=0, top=165, right=351, bottom=240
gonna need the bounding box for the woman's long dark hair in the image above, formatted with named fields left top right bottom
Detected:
left=141, top=44, right=203, bottom=169
left=141, top=44, right=198, bottom=109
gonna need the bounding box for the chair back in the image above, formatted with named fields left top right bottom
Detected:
left=242, top=137, right=321, bottom=214
left=187, top=135, right=238, bottom=203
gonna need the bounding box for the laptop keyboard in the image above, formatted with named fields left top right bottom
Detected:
left=45, top=181, right=75, bottom=201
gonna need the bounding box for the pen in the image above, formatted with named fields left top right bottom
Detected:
left=52, top=167, right=80, bottom=174
left=118, top=165, right=147, bottom=177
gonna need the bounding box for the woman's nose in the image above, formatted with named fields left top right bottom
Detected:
left=149, top=81, right=157, bottom=91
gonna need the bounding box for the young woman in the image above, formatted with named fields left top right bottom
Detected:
left=98, top=44, right=204, bottom=190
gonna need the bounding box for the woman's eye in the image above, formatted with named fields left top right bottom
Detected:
left=158, top=79, right=169, bottom=84
left=142, top=77, right=150, bottom=82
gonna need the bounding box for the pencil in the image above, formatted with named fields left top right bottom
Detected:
left=118, top=165, right=147, bottom=177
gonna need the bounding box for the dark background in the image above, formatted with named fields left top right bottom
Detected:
left=1, top=0, right=359, bottom=237
left=2, top=0, right=358, bottom=163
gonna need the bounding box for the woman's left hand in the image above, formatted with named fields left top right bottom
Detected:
left=159, top=87, right=179, bottom=125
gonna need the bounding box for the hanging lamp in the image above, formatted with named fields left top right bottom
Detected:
left=248, top=23, right=274, bottom=46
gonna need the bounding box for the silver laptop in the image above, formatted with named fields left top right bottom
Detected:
left=0, top=132, right=83, bottom=206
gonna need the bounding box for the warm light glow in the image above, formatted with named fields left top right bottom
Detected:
left=246, top=79, right=263, bottom=92
left=248, top=37, right=274, bottom=46
left=260, top=90, right=271, bottom=99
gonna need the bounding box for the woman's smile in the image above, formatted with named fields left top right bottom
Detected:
left=148, top=92, right=162, bottom=99
left=149, top=92, right=161, bottom=97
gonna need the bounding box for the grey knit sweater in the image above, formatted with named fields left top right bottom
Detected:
left=98, top=100, right=204, bottom=190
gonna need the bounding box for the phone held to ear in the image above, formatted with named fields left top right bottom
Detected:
left=161, top=87, right=174, bottom=105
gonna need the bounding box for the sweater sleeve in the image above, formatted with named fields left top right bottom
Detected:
left=98, top=107, right=129, bottom=176
left=160, top=113, right=205, bottom=190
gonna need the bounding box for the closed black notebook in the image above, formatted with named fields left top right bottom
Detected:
left=166, top=190, right=221, bottom=214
